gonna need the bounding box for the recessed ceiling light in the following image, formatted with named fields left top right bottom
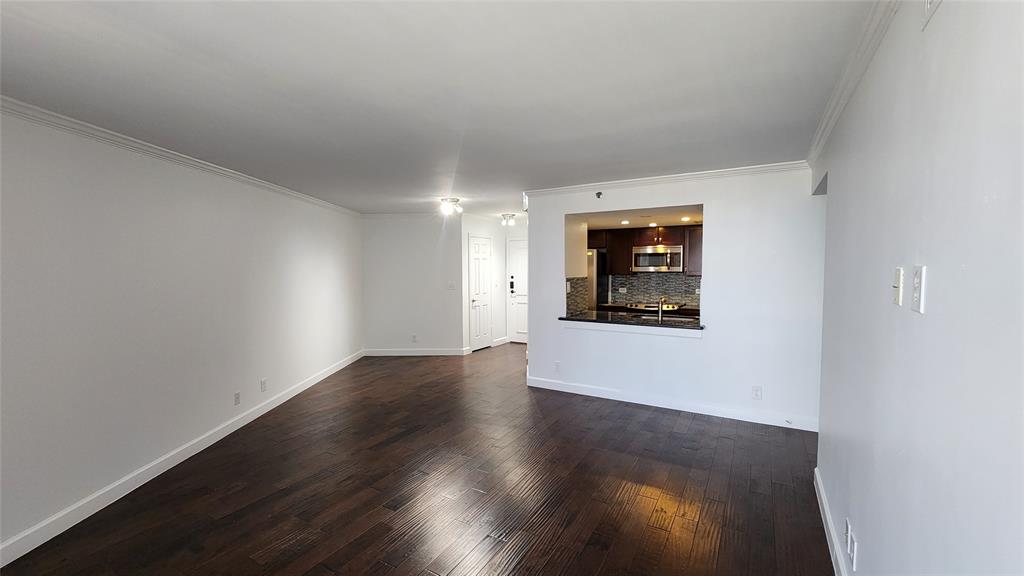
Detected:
left=681, top=216, right=691, bottom=222
left=620, top=220, right=630, bottom=225
left=649, top=222, right=657, bottom=227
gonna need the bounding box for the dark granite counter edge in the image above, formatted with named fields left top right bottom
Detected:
left=558, top=314, right=705, bottom=331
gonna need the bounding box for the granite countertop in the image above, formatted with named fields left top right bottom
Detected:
left=559, top=310, right=704, bottom=331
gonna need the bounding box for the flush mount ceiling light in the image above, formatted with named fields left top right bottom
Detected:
left=620, top=220, right=630, bottom=225
left=439, top=197, right=463, bottom=216
left=681, top=216, right=691, bottom=222
left=500, top=213, right=517, bottom=226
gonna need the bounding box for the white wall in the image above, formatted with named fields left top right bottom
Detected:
left=361, top=213, right=465, bottom=355
left=462, top=214, right=508, bottom=348
left=813, top=2, right=1023, bottom=574
left=564, top=215, right=588, bottom=278
left=0, top=112, right=364, bottom=560
left=526, top=166, right=825, bottom=430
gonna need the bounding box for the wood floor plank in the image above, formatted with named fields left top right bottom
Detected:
left=3, top=345, right=832, bottom=576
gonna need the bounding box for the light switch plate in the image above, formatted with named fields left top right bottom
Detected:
left=893, top=267, right=904, bottom=306
left=912, top=265, right=927, bottom=314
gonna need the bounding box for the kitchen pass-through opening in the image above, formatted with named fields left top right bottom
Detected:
left=564, top=204, right=703, bottom=326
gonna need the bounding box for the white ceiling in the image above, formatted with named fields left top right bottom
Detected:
left=1, top=2, right=869, bottom=215
left=578, top=205, right=704, bottom=230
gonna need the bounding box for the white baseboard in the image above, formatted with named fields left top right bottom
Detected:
left=363, top=347, right=471, bottom=356
left=814, top=467, right=846, bottom=576
left=0, top=349, right=365, bottom=567
left=491, top=336, right=510, bottom=346
left=526, top=375, right=818, bottom=432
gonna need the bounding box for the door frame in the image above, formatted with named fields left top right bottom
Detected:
left=506, top=237, right=528, bottom=344
left=468, top=233, right=493, bottom=352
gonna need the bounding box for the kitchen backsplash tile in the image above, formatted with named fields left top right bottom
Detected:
left=609, top=273, right=701, bottom=307
left=565, top=277, right=589, bottom=315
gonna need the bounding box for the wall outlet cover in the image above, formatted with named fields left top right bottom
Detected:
left=233, top=392, right=241, bottom=406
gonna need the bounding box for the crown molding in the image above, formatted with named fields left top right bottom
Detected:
left=523, top=160, right=810, bottom=197
left=0, top=96, right=359, bottom=216
left=807, top=1, right=900, bottom=164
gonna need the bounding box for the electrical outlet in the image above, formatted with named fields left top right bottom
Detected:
left=566, top=281, right=571, bottom=294
left=260, top=378, right=268, bottom=393
left=751, top=386, right=763, bottom=401
left=234, top=392, right=241, bottom=406
left=554, top=361, right=561, bottom=374
left=618, top=287, right=627, bottom=294
left=411, top=334, right=418, bottom=343
left=912, top=265, right=927, bottom=314
left=695, top=288, right=701, bottom=295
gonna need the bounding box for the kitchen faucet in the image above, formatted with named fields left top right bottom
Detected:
left=658, top=296, right=667, bottom=324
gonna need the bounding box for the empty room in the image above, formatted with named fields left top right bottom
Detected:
left=1, top=1, right=1021, bottom=575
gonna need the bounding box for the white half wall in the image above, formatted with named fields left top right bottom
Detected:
left=361, top=213, right=466, bottom=355
left=0, top=110, right=364, bottom=562
left=526, top=164, right=825, bottom=431
left=813, top=2, right=1023, bottom=574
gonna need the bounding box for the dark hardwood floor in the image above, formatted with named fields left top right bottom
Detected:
left=3, top=344, right=832, bottom=575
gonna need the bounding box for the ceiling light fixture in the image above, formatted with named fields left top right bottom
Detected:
left=681, top=216, right=691, bottom=222
left=440, top=197, right=463, bottom=216
left=649, top=222, right=657, bottom=227
left=500, top=213, right=517, bottom=226
left=620, top=220, right=630, bottom=225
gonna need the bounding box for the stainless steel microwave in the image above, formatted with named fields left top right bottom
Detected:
left=632, top=245, right=684, bottom=272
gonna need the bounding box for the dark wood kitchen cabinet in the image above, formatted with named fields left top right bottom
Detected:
left=685, top=226, right=702, bottom=276
left=595, top=225, right=701, bottom=276
left=633, top=226, right=660, bottom=247
left=633, top=225, right=684, bottom=247
left=659, top=226, right=684, bottom=246
left=606, top=229, right=634, bottom=275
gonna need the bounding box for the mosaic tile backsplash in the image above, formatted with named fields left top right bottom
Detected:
left=565, top=277, right=590, bottom=315
left=609, top=273, right=701, bottom=307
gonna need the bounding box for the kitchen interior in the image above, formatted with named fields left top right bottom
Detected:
left=561, top=205, right=704, bottom=330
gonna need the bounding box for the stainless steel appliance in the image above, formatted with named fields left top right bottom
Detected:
left=631, top=245, right=683, bottom=272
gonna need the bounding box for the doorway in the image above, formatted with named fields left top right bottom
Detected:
left=468, top=235, right=493, bottom=351
left=508, top=238, right=528, bottom=344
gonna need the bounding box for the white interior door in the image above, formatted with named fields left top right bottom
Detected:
left=469, top=235, right=492, bottom=351
left=508, top=239, right=528, bottom=343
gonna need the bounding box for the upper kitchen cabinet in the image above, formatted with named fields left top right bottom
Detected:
left=606, top=229, right=634, bottom=275
left=634, top=225, right=685, bottom=247
left=659, top=226, right=684, bottom=246
left=587, top=229, right=607, bottom=249
left=633, top=226, right=659, bottom=246
left=685, top=226, right=703, bottom=276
